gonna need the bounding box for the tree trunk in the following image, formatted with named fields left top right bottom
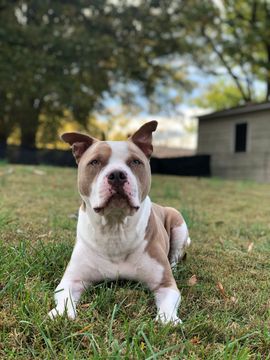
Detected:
left=266, top=44, right=270, bottom=101
left=20, top=127, right=38, bottom=149
left=0, top=130, right=8, bottom=158
left=19, top=102, right=41, bottom=149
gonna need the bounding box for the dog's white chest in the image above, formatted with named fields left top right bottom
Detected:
left=71, top=197, right=163, bottom=283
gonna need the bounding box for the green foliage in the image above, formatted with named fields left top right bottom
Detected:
left=0, top=1, right=193, bottom=148
left=182, top=0, right=270, bottom=103
left=1, top=0, right=270, bottom=148
left=192, top=80, right=251, bottom=110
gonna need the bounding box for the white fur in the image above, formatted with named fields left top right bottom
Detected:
left=49, top=196, right=165, bottom=319
left=89, top=141, right=140, bottom=210
left=155, top=288, right=182, bottom=324
left=49, top=141, right=187, bottom=324
left=169, top=221, right=191, bottom=267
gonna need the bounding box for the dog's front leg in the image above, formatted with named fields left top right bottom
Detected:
left=48, top=240, right=103, bottom=320
left=138, top=250, right=182, bottom=325
left=48, top=275, right=86, bottom=320
left=154, top=285, right=182, bottom=324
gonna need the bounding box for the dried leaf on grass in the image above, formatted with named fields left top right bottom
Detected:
left=33, top=169, right=46, bottom=176
left=81, top=303, right=90, bottom=308
left=247, top=242, right=254, bottom=253
left=230, top=296, right=238, bottom=304
left=216, top=281, right=237, bottom=304
left=188, top=275, right=198, bottom=286
left=37, top=231, right=52, bottom=239
left=216, top=281, right=227, bottom=300
left=190, top=336, right=201, bottom=345
left=77, top=324, right=93, bottom=334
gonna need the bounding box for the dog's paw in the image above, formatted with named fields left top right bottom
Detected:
left=155, top=313, right=183, bottom=326
left=48, top=308, right=61, bottom=320
left=48, top=307, right=76, bottom=320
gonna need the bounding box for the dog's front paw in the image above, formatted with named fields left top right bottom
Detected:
left=155, top=313, right=183, bottom=326
left=48, top=307, right=76, bottom=320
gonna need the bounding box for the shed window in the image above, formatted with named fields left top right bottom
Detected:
left=235, top=123, right=247, bottom=152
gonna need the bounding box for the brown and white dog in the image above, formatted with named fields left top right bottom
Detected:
left=49, top=121, right=190, bottom=324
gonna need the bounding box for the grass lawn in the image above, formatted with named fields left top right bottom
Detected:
left=0, top=163, right=270, bottom=359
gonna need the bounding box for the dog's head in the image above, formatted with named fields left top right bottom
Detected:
left=61, top=121, right=157, bottom=216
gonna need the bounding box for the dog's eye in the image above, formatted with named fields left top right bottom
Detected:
left=89, top=159, right=100, bottom=166
left=131, top=159, right=142, bottom=165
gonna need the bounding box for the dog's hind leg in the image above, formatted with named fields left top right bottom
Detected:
left=169, top=221, right=191, bottom=268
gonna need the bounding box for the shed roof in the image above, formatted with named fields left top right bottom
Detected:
left=198, top=101, right=270, bottom=121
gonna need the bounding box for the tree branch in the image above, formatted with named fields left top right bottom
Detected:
left=201, top=26, right=250, bottom=102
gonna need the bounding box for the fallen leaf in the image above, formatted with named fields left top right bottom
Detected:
left=37, top=231, right=52, bottom=239
left=247, top=242, right=254, bottom=253
left=188, top=275, right=198, bottom=286
left=190, top=336, right=201, bottom=345
left=77, top=324, right=93, bottom=334
left=81, top=303, right=90, bottom=308
left=216, top=281, right=228, bottom=300
left=33, top=169, right=46, bottom=176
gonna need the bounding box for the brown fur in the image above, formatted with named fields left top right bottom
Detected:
left=129, top=120, right=157, bottom=158
left=78, top=142, right=112, bottom=197
left=127, top=141, right=152, bottom=201
left=145, top=204, right=184, bottom=290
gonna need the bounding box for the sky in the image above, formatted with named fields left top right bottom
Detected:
left=100, top=66, right=213, bottom=150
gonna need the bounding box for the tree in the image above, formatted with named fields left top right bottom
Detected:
left=6, top=0, right=270, bottom=150
left=0, top=0, right=193, bottom=149
left=192, top=80, right=252, bottom=110
left=0, top=1, right=114, bottom=148
left=180, top=0, right=270, bottom=103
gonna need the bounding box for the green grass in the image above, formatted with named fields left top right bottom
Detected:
left=0, top=165, right=270, bottom=359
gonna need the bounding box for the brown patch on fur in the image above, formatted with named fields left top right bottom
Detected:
left=78, top=142, right=112, bottom=197
left=126, top=142, right=151, bottom=201
left=129, top=120, right=158, bottom=158
left=61, top=132, right=97, bottom=164
left=145, top=207, right=180, bottom=291
left=152, top=204, right=184, bottom=239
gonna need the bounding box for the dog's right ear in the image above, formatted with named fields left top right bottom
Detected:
left=61, top=132, right=97, bottom=164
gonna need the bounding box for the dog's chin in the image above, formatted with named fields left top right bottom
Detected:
left=93, top=194, right=140, bottom=216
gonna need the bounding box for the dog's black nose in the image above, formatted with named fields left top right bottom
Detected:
left=107, top=170, right=127, bottom=186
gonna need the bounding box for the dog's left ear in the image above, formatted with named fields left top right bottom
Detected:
left=129, top=121, right=158, bottom=159
left=61, top=132, right=97, bottom=164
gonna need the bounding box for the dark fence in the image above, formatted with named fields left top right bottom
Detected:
left=3, top=145, right=76, bottom=167
left=150, top=155, right=210, bottom=177
left=1, top=145, right=211, bottom=177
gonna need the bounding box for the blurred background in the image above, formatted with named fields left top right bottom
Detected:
left=1, top=0, right=270, bottom=179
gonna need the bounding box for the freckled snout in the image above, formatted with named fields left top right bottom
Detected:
left=107, top=170, right=127, bottom=187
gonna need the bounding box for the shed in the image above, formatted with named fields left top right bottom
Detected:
left=197, top=102, right=270, bottom=182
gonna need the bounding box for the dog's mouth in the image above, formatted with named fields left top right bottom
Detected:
left=93, top=192, right=140, bottom=214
